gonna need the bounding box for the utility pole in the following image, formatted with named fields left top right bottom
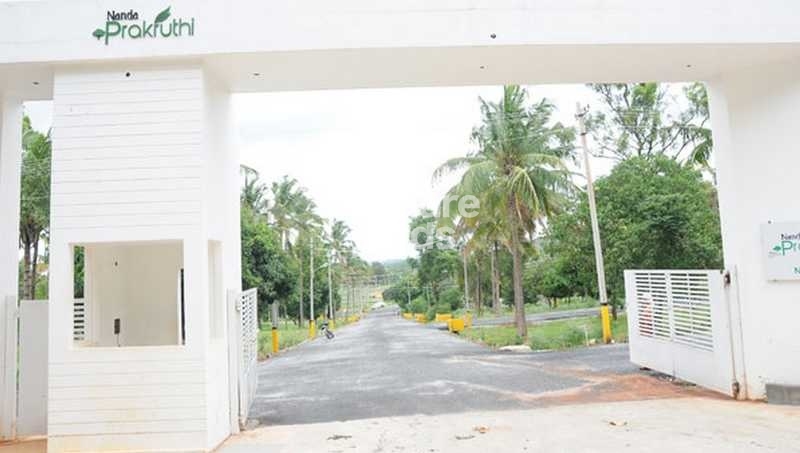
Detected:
left=462, top=246, right=470, bottom=311
left=327, top=254, right=334, bottom=326
left=309, top=237, right=316, bottom=338
left=576, top=104, right=612, bottom=344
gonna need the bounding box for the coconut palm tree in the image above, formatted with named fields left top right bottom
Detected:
left=434, top=85, right=575, bottom=338
left=19, top=116, right=51, bottom=300
left=266, top=176, right=324, bottom=324
left=329, top=219, right=355, bottom=267
left=240, top=165, right=268, bottom=215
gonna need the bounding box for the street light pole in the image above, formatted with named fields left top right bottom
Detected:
left=576, top=104, right=612, bottom=344
left=327, top=254, right=334, bottom=327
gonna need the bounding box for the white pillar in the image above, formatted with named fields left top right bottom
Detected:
left=0, top=95, right=23, bottom=440
left=709, top=59, right=800, bottom=400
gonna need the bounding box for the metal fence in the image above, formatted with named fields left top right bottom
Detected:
left=234, top=288, right=258, bottom=426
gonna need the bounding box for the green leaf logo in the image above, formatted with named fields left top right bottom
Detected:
left=773, top=245, right=782, bottom=252
left=155, top=6, right=171, bottom=23
left=92, top=28, right=105, bottom=39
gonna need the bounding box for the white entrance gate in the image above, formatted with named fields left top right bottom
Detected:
left=624, top=270, right=736, bottom=397
left=228, top=288, right=258, bottom=429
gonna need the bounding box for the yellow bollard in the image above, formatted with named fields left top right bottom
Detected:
left=309, top=319, right=316, bottom=339
left=448, top=318, right=465, bottom=333
left=271, top=326, right=279, bottom=354
left=600, top=304, right=612, bottom=343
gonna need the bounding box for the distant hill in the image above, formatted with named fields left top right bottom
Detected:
left=381, top=258, right=412, bottom=275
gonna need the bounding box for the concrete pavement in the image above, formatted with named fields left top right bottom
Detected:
left=220, top=398, right=800, bottom=453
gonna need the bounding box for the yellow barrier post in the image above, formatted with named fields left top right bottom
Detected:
left=600, top=304, right=612, bottom=343
left=271, top=326, right=279, bottom=354
left=309, top=319, right=316, bottom=339
left=449, top=318, right=465, bottom=333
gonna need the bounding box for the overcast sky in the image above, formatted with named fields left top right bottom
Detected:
left=24, top=84, right=613, bottom=263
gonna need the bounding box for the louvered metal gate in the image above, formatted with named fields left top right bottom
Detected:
left=230, top=288, right=258, bottom=427
left=624, top=270, right=735, bottom=396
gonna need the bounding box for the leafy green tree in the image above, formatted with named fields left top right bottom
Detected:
left=240, top=205, right=298, bottom=318
left=682, top=82, right=714, bottom=173
left=588, top=82, right=710, bottom=163
left=408, top=209, right=459, bottom=305
left=434, top=86, right=575, bottom=338
left=19, top=116, right=51, bottom=300
left=543, top=155, right=723, bottom=315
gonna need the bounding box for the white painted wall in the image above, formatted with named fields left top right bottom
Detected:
left=709, top=59, right=800, bottom=399
left=47, top=65, right=215, bottom=453
left=3, top=0, right=800, bottom=101
left=202, top=70, right=238, bottom=451
left=84, top=241, right=183, bottom=347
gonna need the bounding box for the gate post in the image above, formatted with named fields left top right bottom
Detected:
left=1, top=296, right=18, bottom=440
left=0, top=95, right=22, bottom=442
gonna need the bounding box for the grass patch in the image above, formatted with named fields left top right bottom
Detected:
left=257, top=321, right=308, bottom=358
left=461, top=314, right=628, bottom=350
left=529, top=314, right=628, bottom=350
left=461, top=325, right=522, bottom=348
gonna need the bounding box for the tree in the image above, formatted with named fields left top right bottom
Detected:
left=266, top=176, right=323, bottom=324
left=19, top=116, right=51, bottom=300
left=434, top=86, right=575, bottom=338
left=408, top=209, right=459, bottom=306
left=240, top=165, right=268, bottom=214
left=682, top=82, right=714, bottom=173
left=543, top=155, right=723, bottom=314
left=588, top=82, right=710, bottom=163
left=240, top=204, right=298, bottom=318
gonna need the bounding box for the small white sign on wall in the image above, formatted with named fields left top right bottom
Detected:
left=762, top=222, right=800, bottom=281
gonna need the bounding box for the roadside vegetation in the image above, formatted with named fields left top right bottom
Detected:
left=384, top=82, right=721, bottom=346
left=257, top=322, right=307, bottom=358
left=241, top=172, right=391, bottom=330
left=461, top=315, right=629, bottom=350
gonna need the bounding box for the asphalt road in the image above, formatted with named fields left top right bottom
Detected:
left=250, top=307, right=662, bottom=427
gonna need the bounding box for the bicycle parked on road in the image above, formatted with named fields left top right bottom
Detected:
left=319, top=321, right=335, bottom=340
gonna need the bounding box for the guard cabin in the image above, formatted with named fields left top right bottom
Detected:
left=48, top=65, right=241, bottom=452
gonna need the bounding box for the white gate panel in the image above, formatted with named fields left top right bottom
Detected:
left=228, top=288, right=258, bottom=429
left=238, top=288, right=258, bottom=424
left=625, top=270, right=735, bottom=396
left=18, top=300, right=48, bottom=437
